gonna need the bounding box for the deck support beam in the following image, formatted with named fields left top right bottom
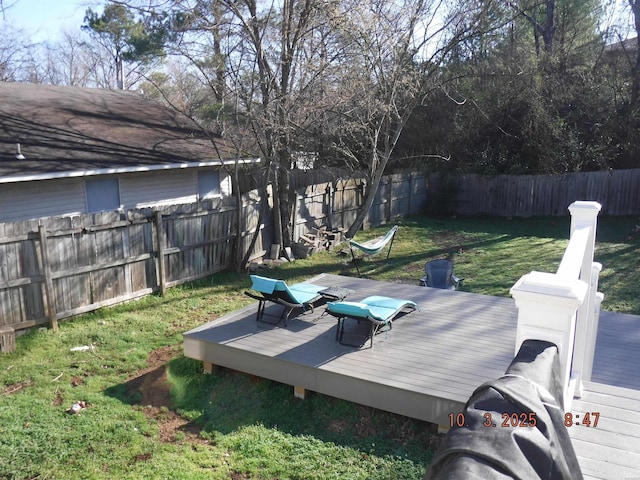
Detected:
left=294, top=386, right=306, bottom=399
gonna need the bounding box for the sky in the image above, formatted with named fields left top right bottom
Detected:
left=1, top=0, right=636, bottom=46
left=1, top=0, right=101, bottom=42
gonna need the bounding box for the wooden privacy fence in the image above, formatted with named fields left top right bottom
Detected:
left=0, top=195, right=267, bottom=336
left=0, top=171, right=425, bottom=337
left=444, top=169, right=640, bottom=217
left=291, top=172, right=429, bottom=242
left=3, top=166, right=637, bottom=340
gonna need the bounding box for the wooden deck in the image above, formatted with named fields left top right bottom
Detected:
left=183, top=273, right=640, bottom=479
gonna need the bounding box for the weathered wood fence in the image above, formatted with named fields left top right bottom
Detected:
left=2, top=166, right=639, bottom=337
left=0, top=172, right=426, bottom=336
left=0, top=195, right=267, bottom=335
left=292, top=172, right=429, bottom=240
left=445, top=169, right=640, bottom=217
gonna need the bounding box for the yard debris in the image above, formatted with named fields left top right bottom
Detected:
left=51, top=373, right=63, bottom=382
left=70, top=344, right=95, bottom=353
left=66, top=400, right=88, bottom=414
left=2, top=379, right=33, bottom=395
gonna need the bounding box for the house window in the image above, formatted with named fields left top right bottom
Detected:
left=86, top=178, right=120, bottom=213
left=198, top=170, right=221, bottom=200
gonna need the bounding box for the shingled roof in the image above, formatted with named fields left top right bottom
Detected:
left=0, top=82, right=256, bottom=182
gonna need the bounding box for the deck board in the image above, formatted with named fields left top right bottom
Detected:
left=183, top=273, right=640, bottom=478
left=569, top=382, right=640, bottom=479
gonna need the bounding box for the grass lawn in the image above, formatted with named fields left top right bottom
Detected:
left=0, top=214, right=637, bottom=479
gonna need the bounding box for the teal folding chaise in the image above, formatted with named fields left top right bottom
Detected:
left=245, top=275, right=328, bottom=326
left=348, top=225, right=398, bottom=276
left=326, top=295, right=418, bottom=348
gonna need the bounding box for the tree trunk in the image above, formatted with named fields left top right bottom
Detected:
left=232, top=163, right=243, bottom=271
left=345, top=153, right=386, bottom=238
left=274, top=160, right=295, bottom=257
left=271, top=163, right=284, bottom=254
left=542, top=0, right=555, bottom=54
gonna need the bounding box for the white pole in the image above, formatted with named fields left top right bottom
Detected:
left=581, top=263, right=603, bottom=383
left=567, top=201, right=601, bottom=396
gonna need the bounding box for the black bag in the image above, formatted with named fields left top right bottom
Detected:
left=425, top=340, right=583, bottom=480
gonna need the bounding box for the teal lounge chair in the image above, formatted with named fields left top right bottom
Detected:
left=326, top=295, right=418, bottom=348
left=245, top=275, right=328, bottom=326
left=348, top=225, right=398, bottom=276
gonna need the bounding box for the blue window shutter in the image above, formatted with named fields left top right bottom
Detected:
left=86, top=178, right=120, bottom=213
left=198, top=170, right=221, bottom=200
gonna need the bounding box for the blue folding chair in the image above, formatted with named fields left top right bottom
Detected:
left=420, top=259, right=463, bottom=290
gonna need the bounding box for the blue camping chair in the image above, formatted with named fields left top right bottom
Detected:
left=348, top=225, right=398, bottom=276
left=326, top=295, right=418, bottom=348
left=245, top=275, right=328, bottom=326
left=420, top=259, right=463, bottom=290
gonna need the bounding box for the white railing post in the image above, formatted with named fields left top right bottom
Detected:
left=510, top=272, right=588, bottom=411
left=566, top=201, right=601, bottom=396
left=581, top=263, right=603, bottom=383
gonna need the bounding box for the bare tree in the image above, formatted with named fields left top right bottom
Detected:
left=137, top=0, right=485, bottom=247
left=321, top=0, right=478, bottom=237
left=174, top=0, right=332, bottom=254
left=0, top=23, right=30, bottom=81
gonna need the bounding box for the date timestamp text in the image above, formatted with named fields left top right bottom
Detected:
left=449, top=412, right=537, bottom=428
left=448, top=411, right=601, bottom=428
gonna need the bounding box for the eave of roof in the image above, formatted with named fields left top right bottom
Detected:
left=0, top=157, right=261, bottom=184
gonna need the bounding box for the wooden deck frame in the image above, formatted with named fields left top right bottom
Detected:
left=184, top=274, right=517, bottom=427
left=183, top=273, right=640, bottom=477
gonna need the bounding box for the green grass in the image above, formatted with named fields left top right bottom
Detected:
left=275, top=215, right=639, bottom=313
left=1, top=214, right=638, bottom=479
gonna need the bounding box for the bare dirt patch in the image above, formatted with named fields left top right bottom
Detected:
left=123, top=345, right=208, bottom=445
left=2, top=379, right=34, bottom=395
left=432, top=231, right=473, bottom=249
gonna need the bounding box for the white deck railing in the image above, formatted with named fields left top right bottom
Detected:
left=510, top=201, right=602, bottom=411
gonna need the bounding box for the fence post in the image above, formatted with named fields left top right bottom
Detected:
left=154, top=211, right=167, bottom=296
left=510, top=272, right=587, bottom=411
left=38, top=225, right=58, bottom=332
left=408, top=172, right=413, bottom=215
left=386, top=175, right=392, bottom=223
left=340, top=180, right=345, bottom=230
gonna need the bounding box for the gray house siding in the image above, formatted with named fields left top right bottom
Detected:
left=0, top=178, right=85, bottom=222
left=120, top=170, right=198, bottom=209
left=119, top=168, right=231, bottom=208
left=0, top=168, right=233, bottom=223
